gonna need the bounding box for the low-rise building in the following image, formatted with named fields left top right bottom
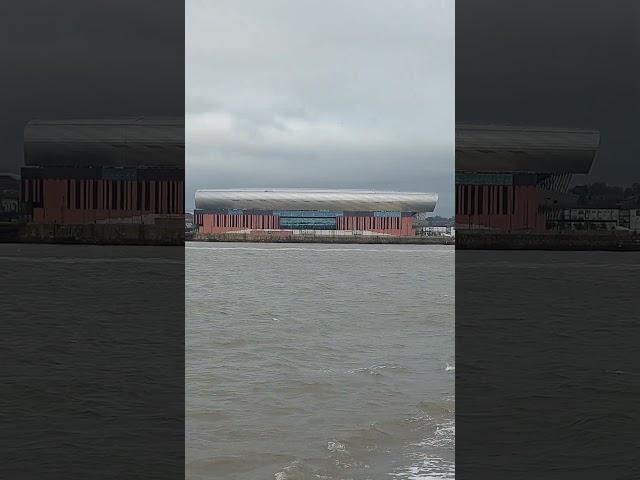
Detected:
left=420, top=225, right=456, bottom=237
left=555, top=207, right=640, bottom=232
left=0, top=173, right=22, bottom=221
left=619, top=209, right=640, bottom=232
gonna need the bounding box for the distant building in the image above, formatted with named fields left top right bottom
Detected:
left=420, top=225, right=455, bottom=237
left=556, top=208, right=619, bottom=231
left=619, top=209, right=640, bottom=232
left=185, top=212, right=197, bottom=234
left=456, top=125, right=600, bottom=231
left=0, top=172, right=21, bottom=221
left=21, top=117, right=184, bottom=224
left=194, top=189, right=438, bottom=237
left=555, top=208, right=640, bottom=232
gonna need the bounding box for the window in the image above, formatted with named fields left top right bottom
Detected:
left=279, top=217, right=337, bottom=230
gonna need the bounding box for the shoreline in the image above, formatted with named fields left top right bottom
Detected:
left=456, top=232, right=640, bottom=251
left=5, top=222, right=640, bottom=250
left=0, top=223, right=183, bottom=246
left=188, top=232, right=454, bottom=245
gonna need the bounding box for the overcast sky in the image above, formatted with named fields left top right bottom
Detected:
left=457, top=0, right=640, bottom=187
left=186, top=0, right=454, bottom=214
left=0, top=1, right=183, bottom=176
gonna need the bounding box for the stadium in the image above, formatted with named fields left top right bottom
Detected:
left=21, top=117, right=184, bottom=224
left=456, top=124, right=600, bottom=231
left=194, top=188, right=438, bottom=237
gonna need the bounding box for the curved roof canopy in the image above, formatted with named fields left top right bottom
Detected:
left=456, top=124, right=599, bottom=174
left=195, top=189, right=438, bottom=214
left=24, top=117, right=184, bottom=168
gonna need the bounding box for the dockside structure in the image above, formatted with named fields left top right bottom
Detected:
left=194, top=189, right=438, bottom=237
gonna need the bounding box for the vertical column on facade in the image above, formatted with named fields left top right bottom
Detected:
left=173, top=181, right=177, bottom=213
left=156, top=181, right=161, bottom=213
left=147, top=181, right=152, bottom=213
left=508, top=185, right=514, bottom=230
left=140, top=180, right=144, bottom=212
left=158, top=181, right=162, bottom=214
left=488, top=185, right=492, bottom=216
left=482, top=185, right=487, bottom=219
left=161, top=181, right=166, bottom=214
left=153, top=181, right=158, bottom=213
left=169, top=181, right=173, bottom=213
left=162, top=180, right=170, bottom=213
left=167, top=181, right=171, bottom=213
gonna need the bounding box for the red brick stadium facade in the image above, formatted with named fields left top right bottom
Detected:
left=194, top=189, right=437, bottom=237
left=194, top=211, right=416, bottom=236
left=22, top=168, right=183, bottom=224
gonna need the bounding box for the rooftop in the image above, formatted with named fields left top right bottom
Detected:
left=456, top=124, right=600, bottom=174
left=195, top=188, right=438, bottom=214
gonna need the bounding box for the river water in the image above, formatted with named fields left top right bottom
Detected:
left=186, top=242, right=455, bottom=480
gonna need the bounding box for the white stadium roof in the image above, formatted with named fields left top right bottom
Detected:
left=24, top=117, right=184, bottom=168
left=456, top=124, right=600, bottom=174
left=195, top=188, right=438, bottom=213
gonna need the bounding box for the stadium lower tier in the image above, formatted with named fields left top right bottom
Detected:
left=194, top=211, right=416, bottom=236
left=453, top=172, right=569, bottom=231
left=455, top=184, right=545, bottom=231
left=21, top=166, right=184, bottom=223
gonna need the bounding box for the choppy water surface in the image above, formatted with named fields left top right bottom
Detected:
left=186, top=242, right=455, bottom=480
left=1, top=244, right=184, bottom=479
